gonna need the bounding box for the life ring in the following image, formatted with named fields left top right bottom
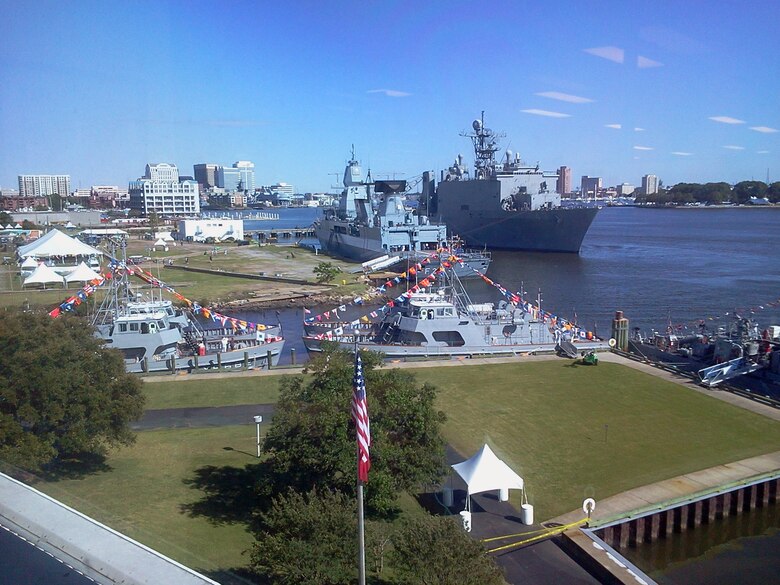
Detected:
left=608, top=338, right=617, bottom=348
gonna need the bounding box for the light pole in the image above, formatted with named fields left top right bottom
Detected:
left=254, top=415, right=263, bottom=457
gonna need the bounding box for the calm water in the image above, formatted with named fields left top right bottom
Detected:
left=619, top=502, right=779, bottom=585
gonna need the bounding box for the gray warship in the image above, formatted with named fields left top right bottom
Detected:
left=315, top=150, right=490, bottom=277
left=424, top=113, right=599, bottom=253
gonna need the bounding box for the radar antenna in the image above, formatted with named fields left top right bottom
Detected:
left=460, top=111, right=504, bottom=178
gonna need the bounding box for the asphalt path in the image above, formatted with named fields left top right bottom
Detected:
left=131, top=403, right=276, bottom=430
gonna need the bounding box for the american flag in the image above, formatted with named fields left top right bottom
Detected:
left=352, top=350, right=371, bottom=483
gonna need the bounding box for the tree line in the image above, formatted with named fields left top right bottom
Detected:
left=637, top=181, right=780, bottom=205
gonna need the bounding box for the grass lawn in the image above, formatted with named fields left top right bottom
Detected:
left=36, top=426, right=260, bottom=580
left=142, top=374, right=291, bottom=410
left=412, top=361, right=780, bottom=521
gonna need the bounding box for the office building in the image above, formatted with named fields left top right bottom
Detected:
left=129, top=163, right=200, bottom=216
left=642, top=174, right=659, bottom=195
left=193, top=163, right=218, bottom=189
left=580, top=176, right=602, bottom=198
left=215, top=161, right=255, bottom=193
left=556, top=166, right=571, bottom=195
left=617, top=183, right=635, bottom=196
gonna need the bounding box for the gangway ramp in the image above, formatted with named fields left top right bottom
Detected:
left=698, top=356, right=764, bottom=387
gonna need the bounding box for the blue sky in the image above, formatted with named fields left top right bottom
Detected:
left=1, top=0, right=778, bottom=193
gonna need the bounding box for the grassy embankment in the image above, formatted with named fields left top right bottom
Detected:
left=0, top=238, right=365, bottom=309
left=35, top=360, right=780, bottom=576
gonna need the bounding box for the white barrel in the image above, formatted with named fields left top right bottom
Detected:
left=442, top=486, right=453, bottom=507
left=499, top=487, right=509, bottom=502
left=521, top=503, right=534, bottom=525
left=459, top=510, right=472, bottom=532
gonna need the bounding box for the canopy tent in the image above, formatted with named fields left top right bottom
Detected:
left=20, top=256, right=38, bottom=269
left=23, top=263, right=65, bottom=288
left=17, top=229, right=103, bottom=259
left=64, top=221, right=77, bottom=229
left=451, top=444, right=524, bottom=512
left=65, top=261, right=102, bottom=283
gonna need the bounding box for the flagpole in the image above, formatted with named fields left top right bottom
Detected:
left=357, top=474, right=366, bottom=585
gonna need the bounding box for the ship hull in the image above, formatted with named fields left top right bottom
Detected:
left=435, top=206, right=599, bottom=253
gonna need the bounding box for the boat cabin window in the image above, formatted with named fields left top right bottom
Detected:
left=436, top=308, right=453, bottom=317
left=157, top=320, right=166, bottom=329
left=130, top=323, right=139, bottom=332
left=432, top=331, right=465, bottom=346
left=141, top=323, right=150, bottom=334
left=119, top=323, right=127, bottom=333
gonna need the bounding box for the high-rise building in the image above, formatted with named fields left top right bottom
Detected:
left=18, top=174, right=71, bottom=199
left=617, top=183, right=635, bottom=196
left=193, top=163, right=218, bottom=189
left=129, top=163, right=200, bottom=216
left=642, top=174, right=659, bottom=195
left=556, top=166, right=571, bottom=195
left=216, top=161, right=255, bottom=192
left=144, top=163, right=179, bottom=182
left=580, top=176, right=602, bottom=197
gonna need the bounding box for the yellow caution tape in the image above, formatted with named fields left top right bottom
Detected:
left=485, top=518, right=587, bottom=554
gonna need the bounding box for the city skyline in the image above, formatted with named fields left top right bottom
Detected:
left=1, top=1, right=778, bottom=193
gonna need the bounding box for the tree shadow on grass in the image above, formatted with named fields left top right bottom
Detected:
left=41, top=452, right=113, bottom=481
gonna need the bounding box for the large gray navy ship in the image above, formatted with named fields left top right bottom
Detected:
left=424, top=113, right=599, bottom=253
left=315, top=150, right=490, bottom=276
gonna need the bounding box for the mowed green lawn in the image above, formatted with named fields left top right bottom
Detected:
left=35, top=359, right=780, bottom=575
left=412, top=361, right=780, bottom=520
left=37, top=426, right=259, bottom=578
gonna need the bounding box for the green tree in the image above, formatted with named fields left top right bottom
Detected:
left=259, top=346, right=447, bottom=517
left=250, top=489, right=363, bottom=585
left=313, top=261, right=341, bottom=283
left=0, top=211, right=12, bottom=226
left=768, top=182, right=780, bottom=203
left=0, top=309, right=145, bottom=471
left=733, top=181, right=767, bottom=204
left=390, top=515, right=505, bottom=585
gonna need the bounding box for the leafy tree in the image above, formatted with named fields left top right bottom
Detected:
left=0, top=309, right=145, bottom=471
left=313, top=261, right=341, bottom=283
left=733, top=181, right=767, bottom=204
left=0, top=211, right=11, bottom=226
left=250, top=489, right=364, bottom=585
left=768, top=182, right=780, bottom=203
left=21, top=219, right=38, bottom=230
left=259, top=346, right=447, bottom=517
left=390, top=515, right=505, bottom=585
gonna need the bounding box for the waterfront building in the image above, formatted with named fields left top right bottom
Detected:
left=194, top=163, right=218, bottom=189
left=266, top=182, right=294, bottom=196
left=129, top=163, right=200, bottom=216
left=177, top=218, right=244, bottom=242
left=617, top=183, right=635, bottom=196
left=90, top=186, right=129, bottom=209
left=642, top=174, right=659, bottom=195
left=580, top=176, right=602, bottom=198
left=557, top=166, right=572, bottom=195
left=216, top=161, right=255, bottom=193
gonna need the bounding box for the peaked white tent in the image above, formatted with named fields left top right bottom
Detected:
left=23, top=263, right=65, bottom=288
left=17, top=229, right=103, bottom=259
left=451, top=444, right=524, bottom=512
left=20, top=256, right=38, bottom=269
left=65, top=261, right=102, bottom=283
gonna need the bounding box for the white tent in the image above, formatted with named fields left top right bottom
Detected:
left=14, top=223, right=22, bottom=228
left=65, top=221, right=77, bottom=229
left=21, top=256, right=38, bottom=269
left=23, top=263, right=65, bottom=288
left=451, top=444, right=524, bottom=511
left=17, top=229, right=103, bottom=259
left=65, top=261, right=102, bottom=283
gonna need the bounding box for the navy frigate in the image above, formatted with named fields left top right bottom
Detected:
left=314, top=150, right=490, bottom=276
left=425, top=113, right=599, bottom=253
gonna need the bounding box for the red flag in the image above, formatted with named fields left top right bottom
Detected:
left=352, top=350, right=371, bottom=483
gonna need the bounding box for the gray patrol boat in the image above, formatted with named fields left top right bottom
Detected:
left=425, top=113, right=599, bottom=253
left=315, top=150, right=490, bottom=277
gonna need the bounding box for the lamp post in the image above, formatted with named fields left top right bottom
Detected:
left=253, top=415, right=263, bottom=457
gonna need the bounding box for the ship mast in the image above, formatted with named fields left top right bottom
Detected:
left=461, top=111, right=504, bottom=179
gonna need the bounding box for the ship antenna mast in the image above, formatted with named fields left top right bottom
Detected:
left=461, top=111, right=504, bottom=178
